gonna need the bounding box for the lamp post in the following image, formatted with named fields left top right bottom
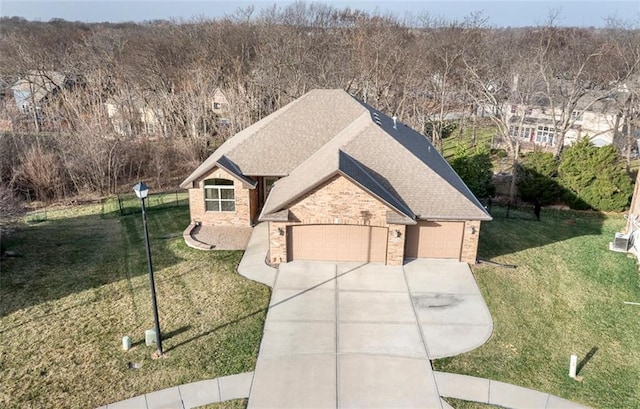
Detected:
left=133, top=182, right=163, bottom=357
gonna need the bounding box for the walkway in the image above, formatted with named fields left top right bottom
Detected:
left=435, top=372, right=590, bottom=409
left=98, top=372, right=253, bottom=409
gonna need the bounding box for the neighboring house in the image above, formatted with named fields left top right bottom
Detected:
left=212, top=87, right=231, bottom=127
left=104, top=92, right=166, bottom=136
left=10, top=71, right=67, bottom=114
left=506, top=90, right=626, bottom=148
left=212, top=88, right=228, bottom=115
left=181, top=89, right=491, bottom=266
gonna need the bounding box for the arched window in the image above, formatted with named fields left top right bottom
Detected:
left=204, top=178, right=235, bottom=212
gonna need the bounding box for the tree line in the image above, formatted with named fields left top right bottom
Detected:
left=0, top=2, right=639, bottom=208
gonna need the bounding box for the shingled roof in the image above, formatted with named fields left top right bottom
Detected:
left=181, top=89, right=491, bottom=222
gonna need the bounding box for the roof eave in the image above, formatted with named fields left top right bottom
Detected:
left=416, top=214, right=493, bottom=222
left=258, top=209, right=289, bottom=222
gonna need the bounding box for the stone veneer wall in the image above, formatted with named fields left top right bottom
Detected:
left=187, top=166, right=252, bottom=227
left=268, top=175, right=406, bottom=265
left=461, top=220, right=481, bottom=264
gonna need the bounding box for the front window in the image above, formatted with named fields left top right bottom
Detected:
left=204, top=178, right=235, bottom=212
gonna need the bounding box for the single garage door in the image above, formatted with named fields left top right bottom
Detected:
left=405, top=221, right=464, bottom=259
left=287, top=224, right=388, bottom=263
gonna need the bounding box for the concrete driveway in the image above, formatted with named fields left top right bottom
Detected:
left=248, top=259, right=493, bottom=409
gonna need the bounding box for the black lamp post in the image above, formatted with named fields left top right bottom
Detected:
left=133, top=182, right=163, bottom=357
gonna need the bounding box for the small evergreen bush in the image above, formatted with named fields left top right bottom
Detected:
left=516, top=151, right=561, bottom=205
left=558, top=137, right=633, bottom=211
left=450, top=144, right=495, bottom=198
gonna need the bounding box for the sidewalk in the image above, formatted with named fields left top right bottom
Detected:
left=434, top=372, right=591, bottom=409
left=237, top=222, right=276, bottom=288
left=98, top=371, right=253, bottom=409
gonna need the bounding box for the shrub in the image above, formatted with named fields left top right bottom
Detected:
left=491, top=148, right=508, bottom=158
left=425, top=121, right=457, bottom=139
left=516, top=151, right=562, bottom=205
left=449, top=145, right=495, bottom=198
left=558, top=137, right=633, bottom=211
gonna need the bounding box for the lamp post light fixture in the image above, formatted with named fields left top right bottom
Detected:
left=133, top=182, right=163, bottom=357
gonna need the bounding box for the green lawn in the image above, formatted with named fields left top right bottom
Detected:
left=0, top=203, right=270, bottom=408
left=434, top=208, right=640, bottom=408
left=441, top=124, right=496, bottom=160
left=3, top=201, right=639, bottom=408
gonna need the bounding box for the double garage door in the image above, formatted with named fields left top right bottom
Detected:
left=287, top=224, right=388, bottom=263
left=405, top=221, right=464, bottom=260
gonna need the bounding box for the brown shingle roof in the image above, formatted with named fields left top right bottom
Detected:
left=181, top=89, right=491, bottom=222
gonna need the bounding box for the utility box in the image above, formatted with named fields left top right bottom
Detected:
left=610, top=232, right=630, bottom=252
left=145, top=329, right=156, bottom=346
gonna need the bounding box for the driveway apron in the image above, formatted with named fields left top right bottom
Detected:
left=248, top=260, right=485, bottom=409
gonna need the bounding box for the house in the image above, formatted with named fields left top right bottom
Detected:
left=10, top=71, right=67, bottom=114
left=506, top=90, right=626, bottom=148
left=104, top=92, right=166, bottom=136
left=180, top=89, right=491, bottom=266
left=212, top=88, right=229, bottom=115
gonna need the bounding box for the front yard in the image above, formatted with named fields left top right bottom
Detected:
left=2, top=199, right=639, bottom=409
left=435, top=208, right=640, bottom=408
left=0, top=203, right=270, bottom=408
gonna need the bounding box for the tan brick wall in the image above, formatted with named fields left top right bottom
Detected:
left=187, top=167, right=253, bottom=227
left=269, top=222, right=288, bottom=264
left=275, top=175, right=405, bottom=265
left=461, top=220, right=481, bottom=264
left=386, top=224, right=406, bottom=266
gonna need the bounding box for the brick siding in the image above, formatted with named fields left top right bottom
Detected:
left=461, top=220, right=481, bottom=264
left=187, top=167, right=252, bottom=227
left=270, top=175, right=406, bottom=265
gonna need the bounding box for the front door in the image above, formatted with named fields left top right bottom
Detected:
left=258, top=176, right=279, bottom=209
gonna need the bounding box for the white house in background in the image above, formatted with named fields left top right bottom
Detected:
left=104, top=92, right=166, bottom=136
left=506, top=89, right=627, bottom=148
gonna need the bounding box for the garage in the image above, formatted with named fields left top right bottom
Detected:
left=405, top=221, right=464, bottom=259
left=287, top=224, right=388, bottom=263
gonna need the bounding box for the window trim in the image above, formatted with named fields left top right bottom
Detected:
left=204, top=178, right=235, bottom=212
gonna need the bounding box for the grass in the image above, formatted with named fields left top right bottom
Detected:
left=443, top=399, right=496, bottom=409
left=197, top=399, right=248, bottom=408
left=441, top=124, right=496, bottom=160
left=101, top=190, right=189, bottom=217
left=0, top=203, right=270, bottom=408
left=434, top=208, right=640, bottom=408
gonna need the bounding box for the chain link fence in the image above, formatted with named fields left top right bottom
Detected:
left=101, top=190, right=188, bottom=217
left=482, top=197, right=539, bottom=221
